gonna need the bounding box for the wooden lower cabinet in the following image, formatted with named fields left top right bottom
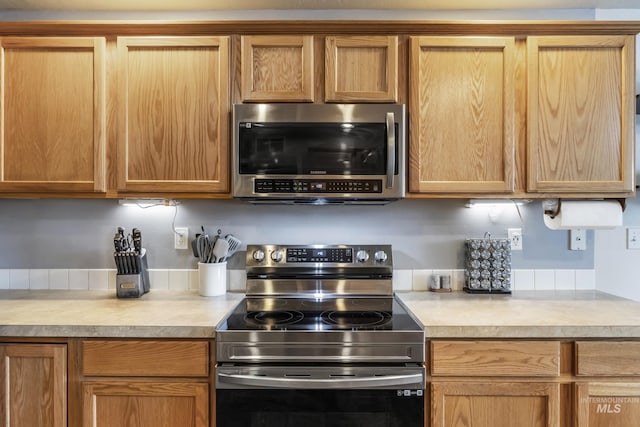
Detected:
left=429, top=340, right=562, bottom=427
left=82, top=381, right=208, bottom=427
left=431, top=381, right=560, bottom=427
left=574, top=341, right=640, bottom=427
left=0, top=343, right=67, bottom=427
left=575, top=382, right=640, bottom=427
left=76, top=339, right=212, bottom=427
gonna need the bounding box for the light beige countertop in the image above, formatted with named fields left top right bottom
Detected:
left=398, top=290, right=640, bottom=338
left=0, top=290, right=242, bottom=338
left=2, top=289, right=640, bottom=339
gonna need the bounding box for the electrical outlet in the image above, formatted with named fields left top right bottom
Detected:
left=174, top=227, right=189, bottom=250
left=507, top=228, right=523, bottom=251
left=627, top=227, right=640, bottom=250
left=570, top=229, right=586, bottom=251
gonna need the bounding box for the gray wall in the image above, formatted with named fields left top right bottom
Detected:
left=0, top=198, right=593, bottom=271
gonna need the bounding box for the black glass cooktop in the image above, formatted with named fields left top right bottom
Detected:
left=218, top=297, right=422, bottom=332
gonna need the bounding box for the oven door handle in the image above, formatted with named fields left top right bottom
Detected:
left=216, top=372, right=423, bottom=389
left=385, top=111, right=395, bottom=189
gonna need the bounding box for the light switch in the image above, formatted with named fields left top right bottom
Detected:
left=570, top=229, right=586, bottom=251
left=627, top=228, right=640, bottom=250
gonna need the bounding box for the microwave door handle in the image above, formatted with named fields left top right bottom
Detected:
left=385, top=112, right=395, bottom=189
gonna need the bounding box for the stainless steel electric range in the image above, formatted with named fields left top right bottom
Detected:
left=216, top=244, right=425, bottom=427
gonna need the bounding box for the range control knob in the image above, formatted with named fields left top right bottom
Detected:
left=271, top=249, right=284, bottom=263
left=374, top=250, right=388, bottom=263
left=356, top=249, right=370, bottom=263
left=252, top=249, right=265, bottom=263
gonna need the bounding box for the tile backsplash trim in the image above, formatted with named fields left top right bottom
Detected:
left=0, top=268, right=596, bottom=292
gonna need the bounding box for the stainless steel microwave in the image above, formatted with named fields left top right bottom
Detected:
left=232, top=103, right=406, bottom=204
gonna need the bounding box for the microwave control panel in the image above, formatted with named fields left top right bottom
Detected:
left=254, top=179, right=382, bottom=194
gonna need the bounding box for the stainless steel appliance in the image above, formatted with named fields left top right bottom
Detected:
left=216, top=244, right=425, bottom=427
left=232, top=103, right=406, bottom=204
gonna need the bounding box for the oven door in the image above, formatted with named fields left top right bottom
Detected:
left=216, top=365, right=425, bottom=427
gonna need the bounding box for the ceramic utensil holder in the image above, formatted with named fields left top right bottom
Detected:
left=198, top=261, right=227, bottom=296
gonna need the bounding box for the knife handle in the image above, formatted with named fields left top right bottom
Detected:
left=134, top=254, right=141, bottom=274
left=132, top=228, right=142, bottom=253
left=115, top=253, right=123, bottom=275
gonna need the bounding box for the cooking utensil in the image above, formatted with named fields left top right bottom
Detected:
left=191, top=236, right=200, bottom=258
left=211, top=237, right=230, bottom=264
left=222, top=234, right=242, bottom=262
left=197, top=233, right=212, bottom=263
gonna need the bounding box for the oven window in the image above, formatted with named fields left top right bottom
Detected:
left=238, top=123, right=398, bottom=176
left=217, top=389, right=423, bottom=427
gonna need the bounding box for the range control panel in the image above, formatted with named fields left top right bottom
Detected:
left=254, top=179, right=382, bottom=194
left=246, top=244, right=393, bottom=269
left=286, top=248, right=353, bottom=263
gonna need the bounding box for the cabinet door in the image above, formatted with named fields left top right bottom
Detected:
left=432, top=381, right=560, bottom=427
left=325, top=35, right=397, bottom=102
left=527, top=36, right=635, bottom=194
left=576, top=341, right=640, bottom=377
left=117, top=36, right=230, bottom=193
left=409, top=36, right=515, bottom=193
left=0, top=344, right=67, bottom=427
left=82, top=381, right=208, bottom=427
left=575, top=382, right=640, bottom=427
left=0, top=37, right=106, bottom=193
left=431, top=340, right=560, bottom=377
left=82, top=339, right=209, bottom=377
left=241, top=35, right=314, bottom=102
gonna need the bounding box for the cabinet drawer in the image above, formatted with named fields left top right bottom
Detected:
left=82, top=340, right=209, bottom=377
left=431, top=340, right=560, bottom=377
left=576, top=341, right=640, bottom=376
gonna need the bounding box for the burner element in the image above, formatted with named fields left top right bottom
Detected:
left=245, top=310, right=304, bottom=328
left=321, top=310, right=391, bottom=329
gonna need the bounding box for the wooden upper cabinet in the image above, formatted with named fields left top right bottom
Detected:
left=325, top=35, right=398, bottom=102
left=0, top=344, right=67, bottom=427
left=408, top=36, right=516, bottom=193
left=0, top=37, right=106, bottom=193
left=527, top=35, right=635, bottom=194
left=117, top=36, right=230, bottom=193
left=241, top=35, right=314, bottom=102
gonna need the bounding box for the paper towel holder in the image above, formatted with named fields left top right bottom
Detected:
left=543, top=198, right=626, bottom=219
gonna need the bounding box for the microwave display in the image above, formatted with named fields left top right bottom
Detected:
left=238, top=122, right=398, bottom=176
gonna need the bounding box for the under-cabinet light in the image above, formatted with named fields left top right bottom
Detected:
left=118, top=199, right=176, bottom=208
left=465, top=199, right=531, bottom=208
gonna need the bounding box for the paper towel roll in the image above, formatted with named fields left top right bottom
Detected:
left=543, top=200, right=623, bottom=230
